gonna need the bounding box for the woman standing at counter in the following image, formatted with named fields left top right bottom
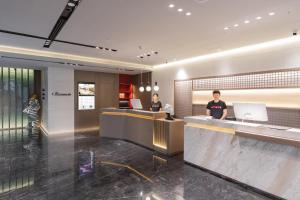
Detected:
left=150, top=93, right=162, bottom=112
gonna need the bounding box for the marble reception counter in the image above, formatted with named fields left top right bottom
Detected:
left=184, top=115, right=300, bottom=200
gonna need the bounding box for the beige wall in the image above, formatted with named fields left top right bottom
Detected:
left=152, top=42, right=300, bottom=107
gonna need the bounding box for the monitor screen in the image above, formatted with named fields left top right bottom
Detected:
left=233, top=102, right=268, bottom=122
left=78, top=82, right=95, bottom=110
left=130, top=99, right=143, bottom=110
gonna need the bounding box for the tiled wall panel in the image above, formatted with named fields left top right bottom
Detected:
left=193, top=70, right=300, bottom=90
left=174, top=80, right=192, bottom=119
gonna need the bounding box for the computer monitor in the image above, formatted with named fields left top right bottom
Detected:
left=130, top=99, right=143, bottom=110
left=233, top=102, right=268, bottom=122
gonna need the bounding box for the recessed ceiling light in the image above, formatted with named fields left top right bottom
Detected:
left=224, top=27, right=229, bottom=30
left=67, top=2, right=75, bottom=7
left=169, top=4, right=175, bottom=8
left=177, top=8, right=183, bottom=12
left=256, top=16, right=262, bottom=20
left=186, top=12, right=191, bottom=16
left=234, top=24, right=239, bottom=27
left=244, top=20, right=250, bottom=24
left=95, top=46, right=99, bottom=49
left=269, top=12, right=275, bottom=16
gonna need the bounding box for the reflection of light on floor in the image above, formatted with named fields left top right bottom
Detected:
left=0, top=129, right=29, bottom=143
left=152, top=194, right=163, bottom=200
left=0, top=175, right=34, bottom=194
left=100, top=161, right=153, bottom=183
left=153, top=143, right=167, bottom=150
left=152, top=155, right=167, bottom=167
left=40, top=124, right=99, bottom=135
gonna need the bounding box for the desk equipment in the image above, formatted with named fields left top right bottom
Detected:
left=130, top=99, right=143, bottom=110
left=233, top=102, right=268, bottom=122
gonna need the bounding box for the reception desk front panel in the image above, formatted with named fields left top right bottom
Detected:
left=184, top=116, right=300, bottom=200
left=100, top=108, right=184, bottom=155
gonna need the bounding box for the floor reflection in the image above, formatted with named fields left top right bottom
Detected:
left=0, top=130, right=274, bottom=200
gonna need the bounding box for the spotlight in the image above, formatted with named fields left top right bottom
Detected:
left=256, top=16, right=262, bottom=20
left=269, top=12, right=275, bottom=16
left=67, top=2, right=75, bottom=7
left=177, top=8, right=183, bottom=12
left=244, top=20, right=250, bottom=24
left=234, top=24, right=239, bottom=27
left=224, top=27, right=229, bottom=30
left=186, top=12, right=191, bottom=16
left=169, top=4, right=175, bottom=8
left=293, top=30, right=298, bottom=36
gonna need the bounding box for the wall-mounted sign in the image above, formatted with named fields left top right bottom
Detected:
left=52, top=92, right=72, bottom=96
left=78, top=82, right=95, bottom=110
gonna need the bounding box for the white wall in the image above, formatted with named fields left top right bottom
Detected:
left=152, top=42, right=300, bottom=106
left=41, top=67, right=75, bottom=135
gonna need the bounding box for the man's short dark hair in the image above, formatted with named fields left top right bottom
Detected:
left=153, top=93, right=159, bottom=97
left=213, top=90, right=220, bottom=95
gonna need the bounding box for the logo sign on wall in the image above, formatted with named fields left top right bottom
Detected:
left=78, top=82, right=95, bottom=110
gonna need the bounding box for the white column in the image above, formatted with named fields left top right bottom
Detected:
left=41, top=67, right=74, bottom=135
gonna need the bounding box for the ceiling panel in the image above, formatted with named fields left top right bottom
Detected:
left=0, top=0, right=68, bottom=36
left=0, top=0, right=299, bottom=66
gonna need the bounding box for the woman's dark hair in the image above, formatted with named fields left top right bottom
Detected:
left=213, top=90, right=220, bottom=95
left=152, top=93, right=159, bottom=97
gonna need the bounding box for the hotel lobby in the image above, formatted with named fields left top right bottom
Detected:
left=1, top=0, right=300, bottom=200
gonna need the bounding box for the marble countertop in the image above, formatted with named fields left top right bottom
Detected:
left=184, top=115, right=300, bottom=145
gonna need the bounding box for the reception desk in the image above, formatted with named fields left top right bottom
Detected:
left=184, top=115, right=300, bottom=200
left=100, top=108, right=184, bottom=155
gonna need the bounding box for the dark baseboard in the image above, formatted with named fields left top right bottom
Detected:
left=185, top=161, right=286, bottom=200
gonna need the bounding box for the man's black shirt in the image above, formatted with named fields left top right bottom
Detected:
left=206, top=100, right=227, bottom=119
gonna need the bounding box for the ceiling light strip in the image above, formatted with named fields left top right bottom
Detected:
left=154, top=35, right=300, bottom=69
left=0, top=45, right=152, bottom=70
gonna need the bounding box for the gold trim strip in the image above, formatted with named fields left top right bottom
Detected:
left=100, top=161, right=153, bottom=183
left=185, top=123, right=235, bottom=135
left=102, top=112, right=154, bottom=120
left=153, top=143, right=167, bottom=149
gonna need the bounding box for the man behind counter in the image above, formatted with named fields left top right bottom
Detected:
left=206, top=90, right=227, bottom=120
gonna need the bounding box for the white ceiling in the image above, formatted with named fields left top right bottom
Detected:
left=0, top=0, right=300, bottom=70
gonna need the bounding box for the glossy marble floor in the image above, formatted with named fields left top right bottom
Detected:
left=0, top=129, right=275, bottom=200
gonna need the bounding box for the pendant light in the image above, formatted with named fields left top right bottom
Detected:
left=146, top=72, right=152, bottom=92
left=139, top=69, right=145, bottom=92
left=153, top=82, right=160, bottom=91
